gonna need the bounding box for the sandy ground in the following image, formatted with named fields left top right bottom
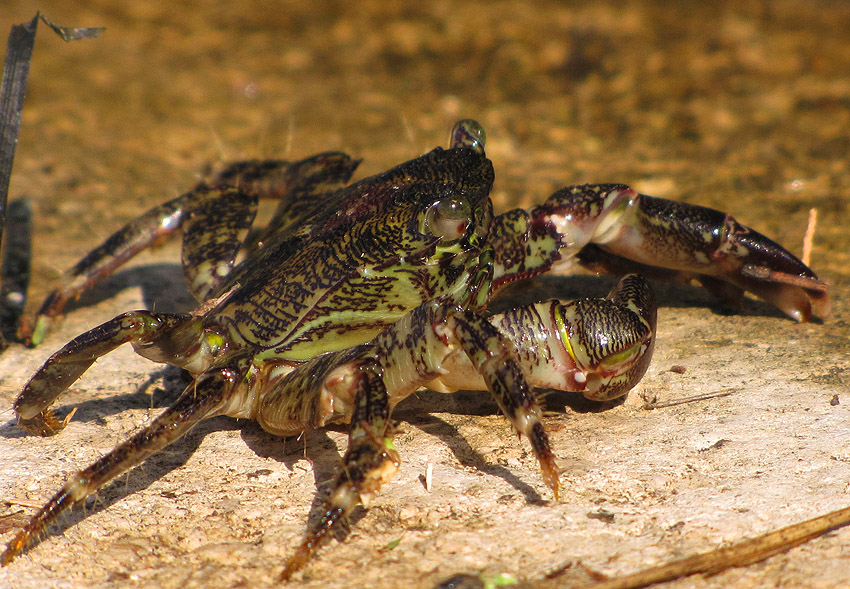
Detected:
left=1, top=1, right=849, bottom=587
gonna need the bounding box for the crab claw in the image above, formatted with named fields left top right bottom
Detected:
left=537, top=184, right=829, bottom=322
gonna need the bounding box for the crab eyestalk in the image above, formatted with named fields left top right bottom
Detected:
left=449, top=119, right=486, bottom=154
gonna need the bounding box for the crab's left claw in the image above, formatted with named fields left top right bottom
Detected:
left=532, top=184, right=829, bottom=322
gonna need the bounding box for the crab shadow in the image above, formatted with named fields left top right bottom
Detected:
left=58, top=262, right=197, bottom=317
left=57, top=261, right=793, bottom=324
left=0, top=366, right=194, bottom=438
left=238, top=422, right=367, bottom=543
left=491, top=273, right=794, bottom=321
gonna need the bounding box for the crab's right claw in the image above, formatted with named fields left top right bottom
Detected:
left=540, top=185, right=829, bottom=322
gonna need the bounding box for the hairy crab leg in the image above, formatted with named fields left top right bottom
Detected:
left=24, top=197, right=188, bottom=345
left=22, top=153, right=359, bottom=346
left=447, top=311, right=559, bottom=494
left=1, top=354, right=253, bottom=566
left=269, top=275, right=655, bottom=578
left=491, top=184, right=828, bottom=322
left=280, top=358, right=399, bottom=580
left=12, top=310, right=211, bottom=435
left=180, top=185, right=259, bottom=301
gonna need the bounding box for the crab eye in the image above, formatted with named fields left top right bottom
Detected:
left=425, top=197, right=471, bottom=240
left=449, top=119, right=486, bottom=154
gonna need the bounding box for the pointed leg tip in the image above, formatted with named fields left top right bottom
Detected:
left=278, top=564, right=296, bottom=582
left=1, top=535, right=25, bottom=567
left=537, top=452, right=561, bottom=501
left=544, top=468, right=561, bottom=502
left=279, top=543, right=311, bottom=582
left=25, top=315, right=52, bottom=348
left=810, top=291, right=831, bottom=322
left=17, top=410, right=67, bottom=436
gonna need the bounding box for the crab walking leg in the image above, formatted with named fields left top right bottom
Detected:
left=24, top=153, right=359, bottom=346
left=184, top=153, right=362, bottom=300
left=263, top=300, right=553, bottom=580
left=431, top=273, right=655, bottom=493
left=280, top=358, right=399, bottom=580
left=13, top=310, right=211, bottom=435
left=1, top=355, right=252, bottom=566
left=448, top=312, right=559, bottom=494
left=491, top=184, right=828, bottom=321
left=180, top=186, right=258, bottom=301
left=25, top=197, right=188, bottom=345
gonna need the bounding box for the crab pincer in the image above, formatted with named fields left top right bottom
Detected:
left=491, top=183, right=828, bottom=322
left=542, top=185, right=828, bottom=321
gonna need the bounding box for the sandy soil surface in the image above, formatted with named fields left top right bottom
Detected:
left=1, top=1, right=848, bottom=587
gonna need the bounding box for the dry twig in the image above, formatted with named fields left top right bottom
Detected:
left=581, top=505, right=850, bottom=589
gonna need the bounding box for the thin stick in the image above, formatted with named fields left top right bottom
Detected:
left=4, top=498, right=42, bottom=509
left=641, top=390, right=733, bottom=410
left=425, top=461, right=433, bottom=492
left=801, top=207, right=817, bottom=267
left=581, top=505, right=850, bottom=589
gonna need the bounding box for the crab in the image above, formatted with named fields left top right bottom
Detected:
left=1, top=120, right=828, bottom=579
